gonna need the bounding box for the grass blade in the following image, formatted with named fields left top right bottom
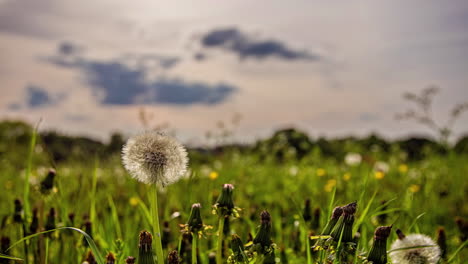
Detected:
left=0, top=253, right=23, bottom=261
left=7, top=227, right=104, bottom=264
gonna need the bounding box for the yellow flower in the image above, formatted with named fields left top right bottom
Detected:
left=375, top=171, right=385, bottom=180
left=129, top=197, right=139, bottom=207
left=316, top=168, right=326, bottom=177
left=209, top=171, right=219, bottom=180
left=324, top=179, right=337, bottom=192
left=5, top=180, right=13, bottom=190
left=409, top=184, right=420, bottom=193
left=398, top=164, right=408, bottom=174
left=343, top=173, right=351, bottom=181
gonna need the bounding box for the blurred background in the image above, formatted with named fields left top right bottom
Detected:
left=1, top=0, right=468, bottom=146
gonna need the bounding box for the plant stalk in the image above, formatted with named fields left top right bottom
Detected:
left=216, top=216, right=225, bottom=264
left=150, top=184, right=164, bottom=263
left=192, top=234, right=198, bottom=264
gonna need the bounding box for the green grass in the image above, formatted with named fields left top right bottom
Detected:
left=0, top=146, right=467, bottom=263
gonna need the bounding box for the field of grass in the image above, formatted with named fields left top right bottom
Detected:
left=0, top=129, right=467, bottom=263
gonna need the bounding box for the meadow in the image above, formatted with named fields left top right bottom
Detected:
left=0, top=122, right=467, bottom=263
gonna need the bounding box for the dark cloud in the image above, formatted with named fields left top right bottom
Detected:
left=58, top=41, right=81, bottom=56
left=44, top=43, right=238, bottom=105
left=26, top=85, right=53, bottom=108
left=199, top=27, right=320, bottom=61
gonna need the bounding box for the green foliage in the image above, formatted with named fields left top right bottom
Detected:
left=0, top=122, right=467, bottom=263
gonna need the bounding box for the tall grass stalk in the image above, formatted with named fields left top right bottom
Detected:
left=24, top=122, right=39, bottom=220
left=192, top=235, right=198, bottom=264
left=216, top=216, right=225, bottom=264
left=149, top=184, right=164, bottom=263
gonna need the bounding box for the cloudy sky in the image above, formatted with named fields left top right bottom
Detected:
left=1, top=0, right=468, bottom=144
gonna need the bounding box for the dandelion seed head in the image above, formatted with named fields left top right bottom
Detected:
left=122, top=131, right=188, bottom=186
left=344, top=152, right=362, bottom=166
left=389, top=233, right=441, bottom=264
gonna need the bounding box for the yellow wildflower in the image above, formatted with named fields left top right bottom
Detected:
left=5, top=180, right=13, bottom=190
left=343, top=173, right=351, bottom=181
left=316, top=168, right=326, bottom=177
left=209, top=171, right=219, bottom=180
left=324, top=179, right=337, bottom=192
left=129, top=197, right=139, bottom=207
left=398, top=164, right=408, bottom=174
left=375, top=171, right=385, bottom=180
left=409, top=184, right=420, bottom=193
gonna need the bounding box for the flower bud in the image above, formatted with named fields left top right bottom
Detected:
left=253, top=211, right=273, bottom=251
left=230, top=234, right=247, bottom=262
left=187, top=203, right=203, bottom=233
left=312, top=207, right=321, bottom=231
left=45, top=208, right=56, bottom=235
left=125, top=256, right=136, bottom=264
left=330, top=202, right=357, bottom=242
left=29, top=208, right=39, bottom=234
left=167, top=250, right=181, bottom=264
left=436, top=227, right=447, bottom=260
left=139, top=230, right=156, bottom=264
left=1, top=236, right=10, bottom=254
left=367, top=225, right=392, bottom=264
left=105, top=252, right=116, bottom=264
left=85, top=250, right=97, bottom=264
left=214, top=184, right=235, bottom=217
left=13, top=199, right=23, bottom=224
left=321, top=206, right=343, bottom=235
left=303, top=199, right=312, bottom=222
left=40, top=169, right=56, bottom=194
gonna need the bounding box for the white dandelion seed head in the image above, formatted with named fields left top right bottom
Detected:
left=374, top=161, right=390, bottom=173
left=122, top=131, right=188, bottom=186
left=389, top=234, right=441, bottom=264
left=344, top=152, right=362, bottom=166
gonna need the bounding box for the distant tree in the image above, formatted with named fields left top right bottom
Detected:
left=396, top=86, right=468, bottom=148
left=454, top=135, right=468, bottom=154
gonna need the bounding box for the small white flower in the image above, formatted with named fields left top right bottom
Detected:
left=344, top=152, right=362, bottom=166
left=122, top=131, right=188, bottom=186
left=289, top=166, right=298, bottom=176
left=374, top=161, right=390, bottom=173
left=389, top=234, right=441, bottom=264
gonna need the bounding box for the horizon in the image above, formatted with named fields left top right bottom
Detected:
left=1, top=0, right=468, bottom=144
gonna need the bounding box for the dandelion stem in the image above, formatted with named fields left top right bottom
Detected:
left=192, top=234, right=198, bottom=264
left=150, top=184, right=164, bottom=263
left=216, top=216, right=225, bottom=264
left=44, top=237, right=49, bottom=264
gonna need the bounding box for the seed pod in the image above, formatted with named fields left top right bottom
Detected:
left=139, top=230, right=156, bottom=264
left=367, top=226, right=392, bottom=264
